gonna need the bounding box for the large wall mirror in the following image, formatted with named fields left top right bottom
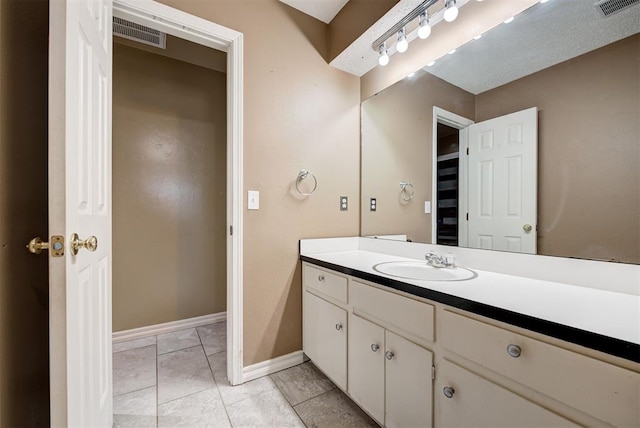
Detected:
left=361, top=0, right=639, bottom=264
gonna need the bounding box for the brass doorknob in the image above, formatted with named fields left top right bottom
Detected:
left=26, top=235, right=65, bottom=256
left=70, top=233, right=98, bottom=255
left=523, top=224, right=533, bottom=233
left=26, top=237, right=49, bottom=254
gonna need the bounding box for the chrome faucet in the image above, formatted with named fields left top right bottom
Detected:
left=425, top=251, right=455, bottom=268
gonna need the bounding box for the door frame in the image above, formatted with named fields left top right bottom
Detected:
left=431, top=107, right=473, bottom=246
left=112, top=0, right=245, bottom=385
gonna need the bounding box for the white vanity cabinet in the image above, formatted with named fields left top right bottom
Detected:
left=348, top=314, right=433, bottom=427
left=439, top=310, right=640, bottom=427
left=301, top=260, right=640, bottom=428
left=302, top=265, right=348, bottom=390
left=348, top=280, right=435, bottom=427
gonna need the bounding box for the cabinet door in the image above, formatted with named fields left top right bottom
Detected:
left=303, top=291, right=347, bottom=390
left=436, top=360, right=579, bottom=427
left=385, top=331, right=433, bottom=428
left=348, top=314, right=385, bottom=424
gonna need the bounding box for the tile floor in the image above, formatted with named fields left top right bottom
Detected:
left=113, top=321, right=378, bottom=427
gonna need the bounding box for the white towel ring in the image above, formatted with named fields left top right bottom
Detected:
left=400, top=181, right=415, bottom=201
left=296, top=170, right=318, bottom=196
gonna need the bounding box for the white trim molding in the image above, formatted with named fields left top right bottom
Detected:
left=113, top=0, right=244, bottom=386
left=242, top=351, right=306, bottom=383
left=112, top=312, right=227, bottom=343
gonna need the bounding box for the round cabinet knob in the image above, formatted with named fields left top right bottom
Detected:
left=523, top=224, right=533, bottom=233
left=335, top=323, right=343, bottom=331
left=371, top=344, right=379, bottom=352
left=443, top=386, right=455, bottom=398
left=318, top=275, right=325, bottom=282
left=385, top=351, right=394, bottom=360
left=507, top=344, right=522, bottom=358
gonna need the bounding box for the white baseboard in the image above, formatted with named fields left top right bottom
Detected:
left=113, top=312, right=227, bottom=343
left=242, top=350, right=305, bottom=383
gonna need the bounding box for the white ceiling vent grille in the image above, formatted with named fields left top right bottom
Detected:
left=113, top=17, right=166, bottom=49
left=594, top=0, right=640, bottom=17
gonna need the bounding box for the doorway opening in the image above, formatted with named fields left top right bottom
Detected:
left=111, top=16, right=229, bottom=390
left=111, top=0, right=244, bottom=387
left=431, top=107, right=474, bottom=247
left=435, top=123, right=460, bottom=246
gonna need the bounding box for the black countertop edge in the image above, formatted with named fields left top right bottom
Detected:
left=300, top=255, right=640, bottom=364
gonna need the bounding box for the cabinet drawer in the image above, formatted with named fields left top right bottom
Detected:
left=441, top=310, right=640, bottom=427
left=436, top=360, right=578, bottom=427
left=350, top=280, right=434, bottom=343
left=303, top=264, right=347, bottom=303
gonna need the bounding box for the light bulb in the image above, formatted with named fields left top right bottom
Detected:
left=418, top=13, right=431, bottom=39
left=378, top=44, right=389, bottom=66
left=427, top=60, right=436, bottom=67
left=474, top=34, right=482, bottom=40
left=504, top=16, right=514, bottom=24
left=444, top=0, right=459, bottom=22
left=539, top=0, right=549, bottom=3
left=396, top=28, right=408, bottom=53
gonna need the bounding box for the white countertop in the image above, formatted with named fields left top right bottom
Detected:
left=303, top=250, right=640, bottom=346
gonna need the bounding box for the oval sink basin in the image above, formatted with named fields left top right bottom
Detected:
left=373, top=261, right=477, bottom=281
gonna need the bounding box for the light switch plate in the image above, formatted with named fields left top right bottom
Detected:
left=248, top=190, right=259, bottom=210
left=424, top=201, right=431, bottom=214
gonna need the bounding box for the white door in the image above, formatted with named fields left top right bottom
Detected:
left=49, top=0, right=113, bottom=426
left=467, top=107, right=537, bottom=254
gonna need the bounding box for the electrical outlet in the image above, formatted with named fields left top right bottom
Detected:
left=340, top=196, right=348, bottom=211
left=370, top=198, right=377, bottom=212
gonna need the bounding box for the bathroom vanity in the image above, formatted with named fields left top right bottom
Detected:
left=300, top=238, right=640, bottom=427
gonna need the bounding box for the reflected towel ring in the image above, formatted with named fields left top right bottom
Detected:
left=400, top=181, right=415, bottom=201
left=296, top=170, right=318, bottom=196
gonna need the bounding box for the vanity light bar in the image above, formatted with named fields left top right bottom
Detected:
left=371, top=0, right=439, bottom=52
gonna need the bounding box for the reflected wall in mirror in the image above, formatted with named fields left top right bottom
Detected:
left=361, top=1, right=639, bottom=264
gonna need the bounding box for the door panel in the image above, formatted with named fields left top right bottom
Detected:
left=385, top=331, right=433, bottom=428
left=348, top=314, right=385, bottom=424
left=467, top=107, right=537, bottom=254
left=303, top=291, right=347, bottom=390
left=49, top=0, right=113, bottom=425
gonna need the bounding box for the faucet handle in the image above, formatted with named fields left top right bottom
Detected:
left=444, top=253, right=456, bottom=267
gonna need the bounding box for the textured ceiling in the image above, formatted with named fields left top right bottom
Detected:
left=279, top=0, right=349, bottom=23
left=425, top=0, right=640, bottom=94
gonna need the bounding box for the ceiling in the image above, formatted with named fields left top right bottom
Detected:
left=279, top=0, right=349, bottom=24
left=426, top=0, right=640, bottom=94
left=280, top=0, right=640, bottom=93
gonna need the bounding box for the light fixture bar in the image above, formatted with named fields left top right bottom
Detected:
left=371, top=0, right=439, bottom=52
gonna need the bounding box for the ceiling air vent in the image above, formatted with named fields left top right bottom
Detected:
left=113, top=17, right=166, bottom=49
left=594, top=0, right=640, bottom=17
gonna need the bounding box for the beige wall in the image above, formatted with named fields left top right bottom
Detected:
left=327, top=0, right=398, bottom=62
left=115, top=34, right=226, bottom=74
left=156, top=0, right=361, bottom=366
left=361, top=71, right=475, bottom=242
left=113, top=43, right=227, bottom=331
left=476, top=35, right=640, bottom=264
left=0, top=0, right=50, bottom=425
